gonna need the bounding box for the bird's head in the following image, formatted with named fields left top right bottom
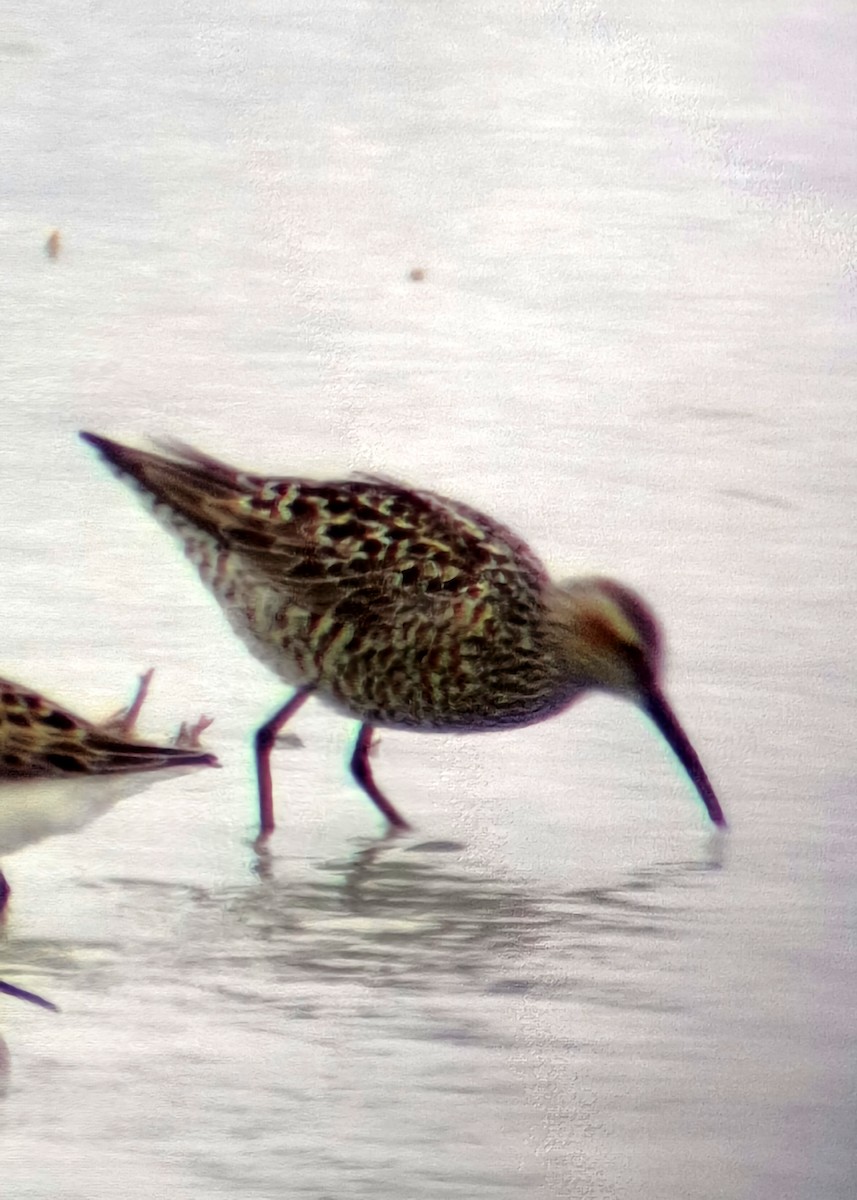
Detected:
left=546, top=577, right=726, bottom=828
left=548, top=576, right=663, bottom=696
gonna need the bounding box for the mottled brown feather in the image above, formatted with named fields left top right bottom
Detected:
left=79, top=434, right=561, bottom=726
left=0, top=677, right=218, bottom=778
left=78, top=432, right=726, bottom=830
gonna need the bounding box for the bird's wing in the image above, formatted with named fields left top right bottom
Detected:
left=80, top=433, right=548, bottom=619
left=0, top=677, right=218, bottom=778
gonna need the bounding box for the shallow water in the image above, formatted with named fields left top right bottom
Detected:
left=2, top=1, right=855, bottom=1197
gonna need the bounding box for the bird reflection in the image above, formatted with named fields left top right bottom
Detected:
left=0, top=836, right=726, bottom=1049
left=221, top=832, right=725, bottom=1008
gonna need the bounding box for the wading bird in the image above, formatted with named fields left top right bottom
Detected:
left=80, top=432, right=726, bottom=836
left=0, top=669, right=218, bottom=909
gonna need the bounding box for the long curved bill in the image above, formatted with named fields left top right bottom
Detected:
left=643, top=688, right=727, bottom=828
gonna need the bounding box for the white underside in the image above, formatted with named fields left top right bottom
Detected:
left=0, top=767, right=199, bottom=859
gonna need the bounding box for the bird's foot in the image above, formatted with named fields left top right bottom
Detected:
left=174, top=714, right=215, bottom=750
left=102, top=668, right=155, bottom=735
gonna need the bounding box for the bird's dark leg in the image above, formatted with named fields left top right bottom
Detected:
left=0, top=979, right=59, bottom=1012
left=350, top=724, right=411, bottom=830
left=0, top=870, right=9, bottom=916
left=255, top=686, right=315, bottom=836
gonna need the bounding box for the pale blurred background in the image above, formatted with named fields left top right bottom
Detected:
left=1, top=2, right=855, bottom=1197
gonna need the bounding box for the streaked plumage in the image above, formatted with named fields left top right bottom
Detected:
left=0, top=670, right=217, bottom=781
left=0, top=670, right=219, bottom=909
left=80, top=432, right=726, bottom=835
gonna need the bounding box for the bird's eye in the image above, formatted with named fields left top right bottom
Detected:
left=623, top=641, right=654, bottom=682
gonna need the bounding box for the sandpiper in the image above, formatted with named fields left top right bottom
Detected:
left=0, top=669, right=218, bottom=909
left=80, top=432, right=726, bottom=836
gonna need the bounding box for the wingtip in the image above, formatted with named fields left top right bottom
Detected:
left=80, top=431, right=214, bottom=473
left=79, top=430, right=117, bottom=457
left=162, top=749, right=221, bottom=770
left=79, top=431, right=151, bottom=476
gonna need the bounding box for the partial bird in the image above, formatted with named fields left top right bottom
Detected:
left=0, top=669, right=218, bottom=909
